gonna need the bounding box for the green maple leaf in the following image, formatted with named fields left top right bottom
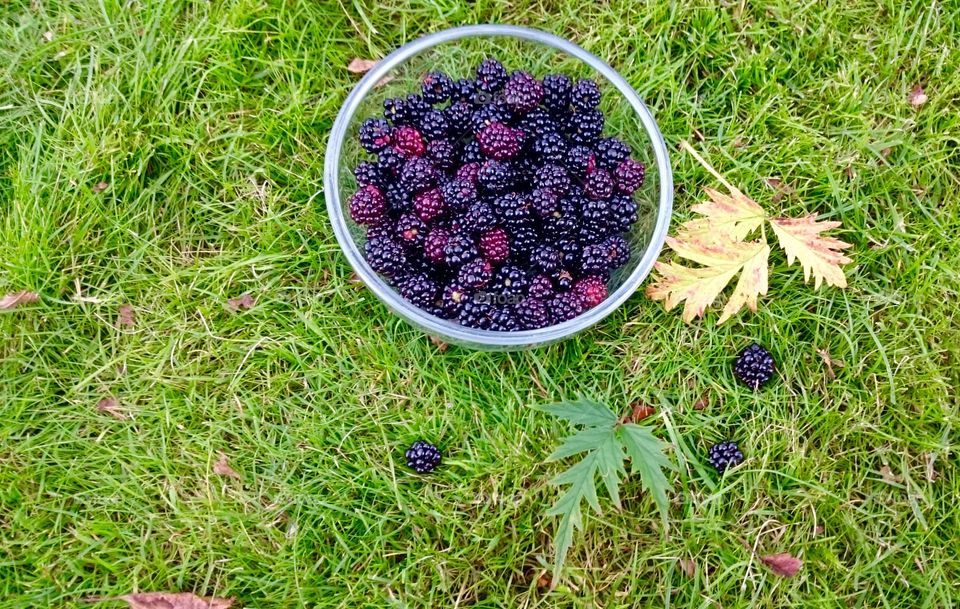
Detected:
left=538, top=399, right=675, bottom=583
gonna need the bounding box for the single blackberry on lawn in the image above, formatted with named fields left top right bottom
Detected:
left=614, top=158, right=646, bottom=194
left=479, top=227, right=510, bottom=263
left=418, top=108, right=449, bottom=140
left=470, top=103, right=515, bottom=134
left=491, top=265, right=529, bottom=296
left=565, top=145, right=597, bottom=177
left=502, top=71, right=544, bottom=113
left=406, top=440, right=442, bottom=473
left=457, top=258, right=493, bottom=289
left=530, top=188, right=559, bottom=218
left=421, top=71, right=453, bottom=104
left=395, top=213, right=426, bottom=247
left=413, top=188, right=445, bottom=222
left=574, top=275, right=608, bottom=308
left=517, top=108, right=559, bottom=137
left=585, top=168, right=615, bottom=200
left=532, top=131, right=568, bottom=164
left=349, top=185, right=386, bottom=226
left=441, top=178, right=477, bottom=213
left=426, top=139, right=457, bottom=172
left=397, top=273, right=440, bottom=309
left=443, top=231, right=478, bottom=267
left=359, top=118, right=392, bottom=153
left=733, top=343, right=776, bottom=389
left=594, top=138, right=631, bottom=169
left=534, top=164, right=572, bottom=195
left=440, top=282, right=471, bottom=318
left=528, top=274, right=554, bottom=299
left=549, top=291, right=585, bottom=323
left=477, top=160, right=517, bottom=193
left=707, top=441, right=744, bottom=473
left=364, top=237, right=407, bottom=278
left=444, top=100, right=473, bottom=136
left=400, top=157, right=438, bottom=194
left=515, top=297, right=550, bottom=329
left=477, top=122, right=523, bottom=160
left=570, top=78, right=601, bottom=110
left=459, top=300, right=493, bottom=329
left=529, top=244, right=562, bottom=274
left=476, top=58, right=508, bottom=93
left=542, top=73, right=573, bottom=112
left=354, top=161, right=383, bottom=188
left=566, top=108, right=604, bottom=145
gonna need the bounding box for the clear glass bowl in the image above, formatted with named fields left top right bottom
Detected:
left=325, top=25, right=673, bottom=350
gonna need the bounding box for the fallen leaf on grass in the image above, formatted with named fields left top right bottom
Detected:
left=226, top=293, right=255, bottom=312
left=428, top=335, right=449, bottom=352
left=84, top=592, right=234, bottom=609
left=347, top=58, right=378, bottom=74
left=213, top=452, right=241, bottom=480
left=880, top=464, right=902, bottom=484
left=117, top=304, right=136, bottom=327
left=692, top=393, right=710, bottom=411
left=96, top=397, right=127, bottom=421
left=624, top=401, right=655, bottom=423
left=908, top=84, right=928, bottom=108
left=760, top=553, right=802, bottom=577
left=92, top=181, right=110, bottom=194
left=0, top=291, right=39, bottom=310
left=765, top=177, right=796, bottom=204
left=679, top=558, right=696, bottom=578
left=816, top=348, right=844, bottom=379
left=769, top=215, right=853, bottom=289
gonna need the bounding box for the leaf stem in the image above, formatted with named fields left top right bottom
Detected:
left=679, top=140, right=739, bottom=193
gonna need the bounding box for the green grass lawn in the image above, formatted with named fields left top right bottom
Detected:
left=2, top=1, right=959, bottom=607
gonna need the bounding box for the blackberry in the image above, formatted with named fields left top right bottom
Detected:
left=515, top=297, right=550, bottom=329
left=383, top=97, right=412, bottom=126
left=581, top=198, right=609, bottom=231
left=354, top=161, right=384, bottom=187
left=393, top=126, right=425, bottom=157
left=544, top=211, right=578, bottom=240
left=707, top=441, right=744, bottom=473
left=456, top=162, right=482, bottom=184
left=395, top=213, right=426, bottom=247
left=441, top=178, right=477, bottom=213
left=457, top=258, right=493, bottom=289
left=403, top=94, right=431, bottom=122
left=461, top=140, right=485, bottom=164
left=413, top=188, right=445, bottom=222
left=614, top=159, right=646, bottom=195
left=493, top=192, right=532, bottom=227
left=517, top=108, right=559, bottom=137
left=477, top=122, right=523, bottom=160
left=462, top=201, right=497, bottom=233
left=366, top=220, right=393, bottom=241
left=509, top=225, right=539, bottom=257
left=364, top=237, right=407, bottom=278
left=418, top=109, right=449, bottom=140
left=553, top=238, right=581, bottom=268
left=602, top=234, right=631, bottom=270
left=397, top=273, right=440, bottom=309
left=444, top=100, right=473, bottom=136
left=426, top=139, right=457, bottom=172
left=503, top=71, right=544, bottom=113
left=579, top=222, right=611, bottom=246
left=489, top=306, right=520, bottom=331
left=377, top=147, right=404, bottom=174
left=733, top=343, right=776, bottom=389
left=384, top=181, right=409, bottom=213
left=580, top=242, right=609, bottom=275
left=405, top=440, right=442, bottom=473
left=570, top=78, right=601, bottom=110
left=529, top=244, right=562, bottom=274
left=421, top=71, right=453, bottom=104
left=491, top=265, right=529, bottom=296
left=400, top=157, right=438, bottom=194
left=574, top=275, right=608, bottom=308
left=608, top=195, right=638, bottom=232
left=443, top=231, right=478, bottom=267
left=565, top=145, right=597, bottom=177
left=477, top=160, right=516, bottom=193
left=552, top=269, right=575, bottom=292
left=530, top=188, right=559, bottom=218
left=479, top=227, right=510, bottom=263
left=359, top=118, right=392, bottom=153
left=534, top=164, right=572, bottom=195
left=349, top=185, right=387, bottom=226
left=528, top=274, right=554, bottom=299
left=542, top=74, right=573, bottom=112
left=459, top=300, right=493, bottom=329
left=441, top=282, right=471, bottom=318
left=450, top=78, right=476, bottom=102
left=549, top=291, right=585, bottom=323
left=469, top=103, right=515, bottom=134
left=476, top=58, right=508, bottom=93
left=585, top=169, right=615, bottom=200
left=595, top=138, right=631, bottom=170
left=566, top=108, right=604, bottom=145
left=532, top=131, right=568, bottom=164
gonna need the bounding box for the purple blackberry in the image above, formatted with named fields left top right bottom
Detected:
left=509, top=225, right=539, bottom=257
left=584, top=169, right=615, bottom=200
left=707, top=441, right=744, bottom=473
left=570, top=78, right=601, bottom=110
left=423, top=227, right=450, bottom=263
left=395, top=213, right=426, bottom=247
left=549, top=291, right=585, bottom=323
left=565, top=145, right=597, bottom=177
left=444, top=100, right=473, bottom=136
left=574, top=275, right=608, bottom=308
left=443, top=231, right=478, bottom=267
left=477, top=122, right=523, bottom=160
left=528, top=274, right=554, bottom=299
left=515, top=297, right=550, bottom=329
left=459, top=300, right=493, bottom=329
left=399, top=157, right=438, bottom=194
left=477, top=160, right=517, bottom=193
left=469, top=103, right=515, bottom=134
left=450, top=78, right=476, bottom=102
left=534, top=164, right=571, bottom=194
left=566, top=108, right=604, bottom=145
left=354, top=161, right=384, bottom=187
left=532, top=132, right=568, bottom=164
left=461, top=140, right=485, bottom=164
left=462, top=201, right=497, bottom=233
left=733, top=344, right=776, bottom=389
left=517, top=108, right=559, bottom=137
left=441, top=282, right=471, bottom=318
left=364, top=237, right=407, bottom=278
left=426, top=139, right=457, bottom=172
left=489, top=306, right=520, bottom=331
left=608, top=195, right=638, bottom=232
left=530, top=188, right=559, bottom=218
left=397, top=273, right=440, bottom=309
left=552, top=268, right=575, bottom=292
left=413, top=188, right=445, bottom=222
left=595, top=138, right=631, bottom=169
left=349, top=185, right=387, bottom=226
left=418, top=108, right=449, bottom=140
left=502, top=71, right=544, bottom=113
left=405, top=440, right=442, bottom=473
left=456, top=162, right=482, bottom=184
left=383, top=97, right=412, bottom=126
left=529, top=244, right=562, bottom=274
left=542, top=74, right=573, bottom=112
left=441, top=178, right=477, bottom=213
left=602, top=234, right=631, bottom=270
left=421, top=71, right=453, bottom=104
left=614, top=159, right=646, bottom=194
left=457, top=258, right=493, bottom=289
left=393, top=126, right=425, bottom=157
left=359, top=118, right=392, bottom=153
left=476, top=58, right=508, bottom=93
left=377, top=147, right=404, bottom=174
left=478, top=227, right=510, bottom=263
left=493, top=192, right=532, bottom=227
left=491, top=265, right=529, bottom=296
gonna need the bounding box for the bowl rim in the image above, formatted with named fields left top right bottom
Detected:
left=325, top=24, right=673, bottom=347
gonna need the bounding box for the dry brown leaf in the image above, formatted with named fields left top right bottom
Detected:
left=765, top=177, right=796, bottom=204
left=880, top=464, right=901, bottom=484
left=84, top=592, right=234, bottom=609
left=0, top=291, right=39, bottom=310
left=769, top=215, right=852, bottom=289
left=118, top=304, right=136, bottom=327
left=375, top=75, right=395, bottom=88
left=96, top=397, right=127, bottom=421
left=679, top=558, right=696, bottom=578
left=908, top=84, right=928, bottom=108
left=692, top=393, right=710, bottom=411
left=760, top=553, right=802, bottom=577
left=92, top=181, right=110, bottom=194
left=624, top=401, right=655, bottom=423
left=816, top=348, right=844, bottom=379
left=924, top=453, right=937, bottom=482
left=226, top=293, right=255, bottom=312
left=347, top=58, right=378, bottom=74
left=428, top=336, right=449, bottom=352
left=213, top=452, right=241, bottom=480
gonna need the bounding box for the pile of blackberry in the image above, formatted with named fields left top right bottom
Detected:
left=348, top=58, right=646, bottom=331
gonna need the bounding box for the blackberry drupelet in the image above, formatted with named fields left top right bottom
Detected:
left=542, top=74, right=573, bottom=111
left=413, top=188, right=445, bottom=222
left=614, top=159, right=646, bottom=194
left=570, top=78, right=601, bottom=110
left=476, top=58, right=508, bottom=93
left=364, top=237, right=407, bottom=278
left=707, top=441, right=744, bottom=473
left=502, top=71, right=544, bottom=113
left=405, top=440, right=442, bottom=474
left=457, top=258, right=493, bottom=289
left=515, top=297, right=550, bottom=329
left=478, top=227, right=510, bottom=263
left=392, top=125, right=424, bottom=157
left=349, top=185, right=386, bottom=226
left=359, top=118, right=392, bottom=153
left=421, top=71, right=453, bottom=104
left=594, top=138, right=631, bottom=169
left=443, top=231, right=478, bottom=267
left=477, top=122, right=523, bottom=160
left=733, top=343, right=776, bottom=389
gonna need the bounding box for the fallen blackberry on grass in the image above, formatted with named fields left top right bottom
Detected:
left=707, top=441, right=744, bottom=473
left=406, top=440, right=442, bottom=474
left=734, top=343, right=776, bottom=389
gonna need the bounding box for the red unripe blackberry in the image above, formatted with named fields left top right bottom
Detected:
left=614, top=159, right=646, bottom=194
left=478, top=227, right=510, bottom=263
left=423, top=227, right=450, bottom=263
left=477, top=122, right=523, bottom=160
left=393, top=125, right=425, bottom=157
left=574, top=275, right=608, bottom=308
left=349, top=185, right=386, bottom=226
left=413, top=188, right=445, bottom=222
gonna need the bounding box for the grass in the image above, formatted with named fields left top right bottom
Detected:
left=1, top=0, right=958, bottom=607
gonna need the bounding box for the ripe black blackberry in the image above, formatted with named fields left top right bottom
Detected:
left=402, top=94, right=431, bottom=122
left=515, top=297, right=550, bottom=329
left=364, top=236, right=407, bottom=278
left=457, top=258, right=493, bottom=289
left=426, top=139, right=457, bottom=172
left=399, top=158, right=438, bottom=195
left=441, top=178, right=477, bottom=213
left=566, top=108, right=604, bottom=145
left=564, top=145, right=597, bottom=177
left=530, top=188, right=559, bottom=218
left=553, top=238, right=582, bottom=268
left=461, top=201, right=497, bottom=233
left=580, top=242, right=609, bottom=275
left=509, top=225, right=539, bottom=257
left=528, top=274, right=554, bottom=299
left=543, top=213, right=578, bottom=241
left=450, top=78, right=475, bottom=102
left=707, top=441, right=744, bottom=473
left=405, top=440, right=442, bottom=473
left=395, top=213, right=426, bottom=247
left=443, top=231, right=478, bottom=267
left=517, top=108, right=559, bottom=137
left=477, top=122, right=522, bottom=160
left=421, top=71, right=453, bottom=104
left=549, top=291, right=585, bottom=323
left=614, top=159, right=646, bottom=194
left=441, top=282, right=471, bottom=318
left=552, top=268, right=575, bottom=292
left=608, top=195, right=638, bottom=232
left=584, top=169, right=615, bottom=200
left=534, top=164, right=571, bottom=195
left=478, top=227, right=510, bottom=263
left=477, top=160, right=516, bottom=193
left=376, top=147, right=404, bottom=174
left=493, top=192, right=532, bottom=228
left=359, top=118, right=392, bottom=153
left=384, top=181, right=409, bottom=213
left=491, top=265, right=529, bottom=296
left=502, top=71, right=544, bottom=113
left=397, top=273, right=440, bottom=309
left=542, top=73, right=572, bottom=111
left=476, top=58, right=508, bottom=93
left=529, top=244, right=562, bottom=274
left=459, top=300, right=493, bottom=329
left=461, top=140, right=485, bottom=164
left=349, top=185, right=386, bottom=226
left=570, top=78, right=601, bottom=110
left=733, top=343, right=776, bottom=389
left=532, top=132, right=568, bottom=164
left=444, top=100, right=473, bottom=136
left=594, top=138, right=631, bottom=170
left=354, top=161, right=384, bottom=188
left=489, top=306, right=520, bottom=331
left=418, top=108, right=449, bottom=140
left=602, top=234, right=631, bottom=269
left=383, top=97, right=412, bottom=126
left=469, top=103, right=515, bottom=134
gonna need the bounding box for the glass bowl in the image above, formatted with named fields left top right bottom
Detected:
left=325, top=25, right=673, bottom=350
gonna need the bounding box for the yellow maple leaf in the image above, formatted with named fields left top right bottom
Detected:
left=679, top=186, right=766, bottom=243
left=769, top=215, right=853, bottom=289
